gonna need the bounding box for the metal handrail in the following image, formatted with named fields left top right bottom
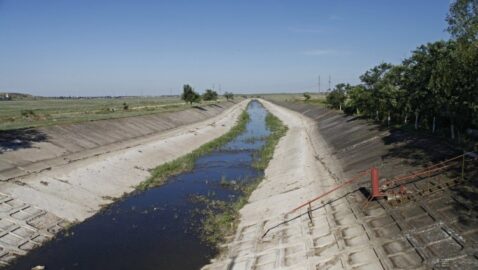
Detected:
left=287, top=170, right=368, bottom=214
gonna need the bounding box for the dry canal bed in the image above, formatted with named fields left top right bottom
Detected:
left=5, top=101, right=271, bottom=269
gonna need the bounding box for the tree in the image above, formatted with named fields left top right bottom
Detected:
left=360, top=63, right=393, bottom=88
left=344, top=85, right=370, bottom=115
left=203, top=89, right=218, bottom=101
left=224, top=92, right=234, bottom=101
left=401, top=42, right=450, bottom=130
left=320, top=1, right=477, bottom=140
left=326, top=84, right=349, bottom=110
left=402, top=40, right=472, bottom=137
left=427, top=40, right=472, bottom=139
left=447, top=0, right=478, bottom=137
left=359, top=63, right=393, bottom=119
left=375, top=65, right=409, bottom=126
left=447, top=0, right=478, bottom=43
left=303, top=93, right=311, bottom=101
left=181, top=84, right=201, bottom=105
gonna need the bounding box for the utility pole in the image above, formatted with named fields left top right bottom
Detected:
left=318, top=75, right=321, bottom=93
left=328, top=75, right=331, bottom=92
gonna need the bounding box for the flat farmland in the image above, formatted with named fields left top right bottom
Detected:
left=258, top=92, right=327, bottom=106
left=0, top=96, right=222, bottom=130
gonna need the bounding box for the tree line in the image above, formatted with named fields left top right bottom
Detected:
left=326, top=0, right=477, bottom=140
left=181, top=84, right=234, bottom=104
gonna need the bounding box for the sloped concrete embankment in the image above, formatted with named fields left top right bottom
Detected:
left=0, top=102, right=237, bottom=181
left=204, top=100, right=385, bottom=270
left=0, top=100, right=248, bottom=266
left=264, top=101, right=478, bottom=269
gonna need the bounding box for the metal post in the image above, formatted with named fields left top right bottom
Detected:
left=307, top=203, right=313, bottom=223
left=371, top=167, right=382, bottom=199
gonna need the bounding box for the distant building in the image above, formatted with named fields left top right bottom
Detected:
left=0, top=93, right=12, bottom=100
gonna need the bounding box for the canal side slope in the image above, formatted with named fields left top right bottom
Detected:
left=271, top=101, right=478, bottom=269
left=0, top=100, right=248, bottom=266
left=0, top=101, right=238, bottom=181
left=206, top=100, right=478, bottom=269
left=204, top=99, right=384, bottom=270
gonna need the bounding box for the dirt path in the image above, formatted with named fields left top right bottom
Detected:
left=204, top=99, right=383, bottom=270
left=0, top=100, right=248, bottom=266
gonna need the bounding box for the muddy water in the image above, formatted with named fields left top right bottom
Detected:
left=7, top=101, right=269, bottom=270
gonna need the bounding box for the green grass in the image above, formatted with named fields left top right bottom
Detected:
left=0, top=97, right=230, bottom=130
left=200, top=111, right=288, bottom=246
left=257, top=93, right=326, bottom=103
left=136, top=108, right=250, bottom=190
left=255, top=93, right=327, bottom=107
left=199, top=179, right=262, bottom=245
left=253, top=113, right=289, bottom=169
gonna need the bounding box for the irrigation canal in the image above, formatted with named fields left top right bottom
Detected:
left=6, top=100, right=270, bottom=270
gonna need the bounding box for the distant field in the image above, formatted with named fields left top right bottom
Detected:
left=258, top=92, right=327, bottom=105
left=0, top=96, right=223, bottom=130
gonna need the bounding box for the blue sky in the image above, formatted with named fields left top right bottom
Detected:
left=0, top=0, right=451, bottom=96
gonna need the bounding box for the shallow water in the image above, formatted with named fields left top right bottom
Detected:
left=7, top=100, right=269, bottom=270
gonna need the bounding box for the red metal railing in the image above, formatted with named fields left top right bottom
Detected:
left=380, top=154, right=465, bottom=189
left=263, top=153, right=475, bottom=238
left=287, top=170, right=368, bottom=214
left=287, top=153, right=472, bottom=214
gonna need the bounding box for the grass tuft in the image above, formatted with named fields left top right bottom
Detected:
left=136, top=109, right=250, bottom=190
left=253, top=113, right=288, bottom=170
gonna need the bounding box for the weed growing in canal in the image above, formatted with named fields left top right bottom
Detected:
left=253, top=113, right=288, bottom=170
left=243, top=136, right=267, bottom=144
left=219, top=177, right=243, bottom=191
left=136, top=108, right=250, bottom=190
left=200, top=111, right=288, bottom=246
left=200, top=179, right=261, bottom=245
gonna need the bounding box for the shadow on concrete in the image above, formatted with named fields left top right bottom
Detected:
left=226, top=256, right=237, bottom=270
left=192, top=105, right=207, bottom=111
left=262, top=189, right=360, bottom=238
left=209, top=103, right=223, bottom=109
left=346, top=115, right=368, bottom=123
left=381, top=128, right=461, bottom=166
left=275, top=101, right=478, bottom=267
left=0, top=128, right=48, bottom=154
